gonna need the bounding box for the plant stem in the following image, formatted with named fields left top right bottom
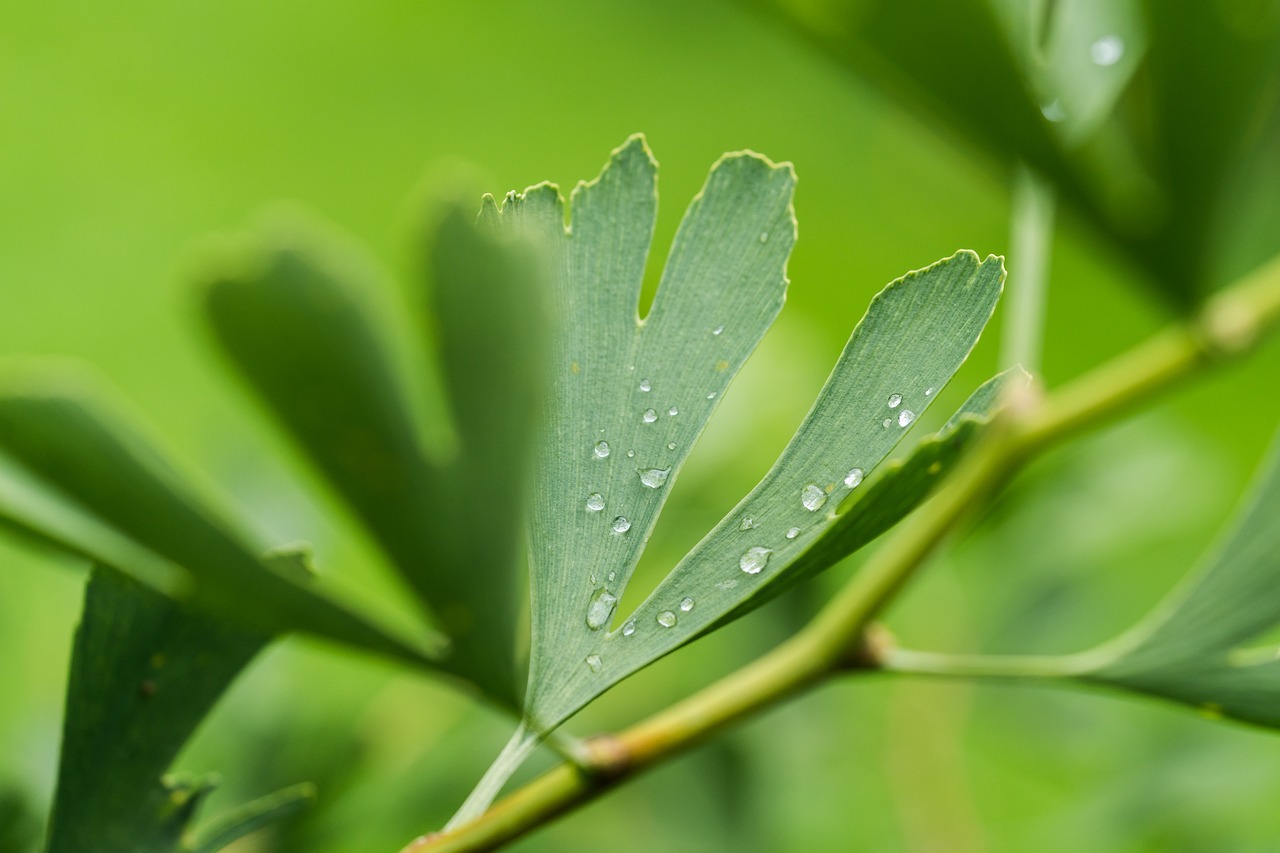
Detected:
left=399, top=251, right=1280, bottom=853
left=1002, top=163, right=1055, bottom=375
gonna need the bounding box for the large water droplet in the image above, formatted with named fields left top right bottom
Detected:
left=639, top=467, right=671, bottom=488
left=844, top=468, right=864, bottom=489
left=657, top=610, right=677, bottom=628
left=785, top=527, right=801, bottom=540
left=586, top=588, right=618, bottom=630
left=739, top=546, right=772, bottom=574
left=594, top=440, right=610, bottom=459
left=679, top=596, right=695, bottom=612
left=1090, top=35, right=1124, bottom=66
left=642, top=408, right=658, bottom=423
left=586, top=493, right=605, bottom=512
left=639, top=379, right=652, bottom=392
left=801, top=484, right=827, bottom=511
left=887, top=393, right=902, bottom=409
left=898, top=409, right=916, bottom=427
left=621, top=620, right=636, bottom=636
left=668, top=406, right=679, bottom=417
left=612, top=516, right=631, bottom=534
left=585, top=654, right=603, bottom=672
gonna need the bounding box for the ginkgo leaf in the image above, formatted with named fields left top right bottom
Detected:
left=1076, top=429, right=1280, bottom=727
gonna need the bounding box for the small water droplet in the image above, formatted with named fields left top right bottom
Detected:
left=888, top=393, right=902, bottom=409
left=608, top=571, right=616, bottom=582
left=1041, top=99, right=1066, bottom=123
left=594, top=440, right=610, bottom=459
left=679, top=596, right=695, bottom=612
left=1090, top=35, right=1124, bottom=66
left=639, top=467, right=671, bottom=488
left=898, top=409, right=916, bottom=427
left=844, top=468, right=864, bottom=489
left=667, top=442, right=677, bottom=450
left=642, top=408, right=658, bottom=423
left=585, top=654, right=602, bottom=672
left=925, top=387, right=935, bottom=397
left=707, top=391, right=717, bottom=399
left=801, top=484, right=827, bottom=511
left=740, top=517, right=756, bottom=530
left=785, top=527, right=801, bottom=539
left=657, top=611, right=677, bottom=628
left=668, top=406, right=679, bottom=417
left=612, top=516, right=631, bottom=533
left=717, top=578, right=739, bottom=590
left=586, top=588, right=618, bottom=630
left=622, top=620, right=636, bottom=636
left=712, top=325, right=724, bottom=336
left=586, top=493, right=605, bottom=512
left=759, top=231, right=769, bottom=243
left=639, top=379, right=652, bottom=392
left=882, top=418, right=892, bottom=428
left=627, top=449, right=635, bottom=458
left=739, top=546, right=772, bottom=574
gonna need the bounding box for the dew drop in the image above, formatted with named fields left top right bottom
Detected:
left=759, top=231, right=769, bottom=243
left=627, top=449, right=635, bottom=458
left=882, top=418, right=892, bottom=428
left=707, top=391, right=717, bottom=399
left=657, top=611, right=677, bottom=628
left=642, top=408, right=658, bottom=423
left=585, top=588, right=618, bottom=630
left=712, top=325, right=724, bottom=336
left=585, top=654, right=603, bottom=672
left=925, top=387, right=935, bottom=397
left=785, top=527, right=801, bottom=539
left=586, top=493, right=605, bottom=512
left=667, top=442, right=677, bottom=450
left=1090, top=35, right=1124, bottom=66
left=639, top=467, right=671, bottom=489
left=888, top=393, right=902, bottom=409
left=668, top=406, right=679, bottom=417
left=739, top=546, right=772, bottom=574
left=621, top=619, right=636, bottom=636
left=1041, top=99, right=1066, bottom=123
left=639, top=379, right=652, bottom=392
left=608, top=571, right=617, bottom=582
left=611, top=516, right=631, bottom=534
left=898, top=409, right=916, bottom=427
left=593, top=440, right=610, bottom=459
left=844, top=468, right=864, bottom=489
left=801, top=484, right=827, bottom=511
left=716, top=578, right=739, bottom=590
left=740, top=517, right=756, bottom=530
left=679, top=596, right=695, bottom=612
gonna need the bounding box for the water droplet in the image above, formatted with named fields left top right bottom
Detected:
left=712, top=325, right=724, bottom=336
left=717, top=578, right=739, bottom=590
left=657, top=611, right=677, bottom=628
left=739, top=546, right=772, bottom=574
left=844, top=468, right=864, bottom=489
left=622, top=620, right=636, bottom=636
left=611, top=516, right=631, bottom=533
left=639, top=379, right=652, bottom=392
left=627, top=449, right=635, bottom=458
left=785, top=527, right=801, bottom=539
left=608, top=571, right=616, bottom=582
left=585, top=654, right=602, bottom=672
left=801, top=484, right=827, bottom=511
left=668, top=406, right=679, bottom=417
left=740, top=517, right=756, bottom=530
left=1041, top=99, right=1066, bottom=123
left=1090, top=35, right=1124, bottom=66
left=594, top=440, right=610, bottom=458
left=679, top=596, right=695, bottom=612
left=888, top=393, right=902, bottom=409
left=882, top=418, right=892, bottom=428
left=639, top=467, right=671, bottom=488
left=586, top=493, right=605, bottom=512
left=707, top=391, right=717, bottom=399
left=898, top=409, right=916, bottom=427
left=759, top=232, right=769, bottom=243
left=585, top=588, right=618, bottom=630
left=642, top=408, right=658, bottom=423
left=667, top=442, right=677, bottom=450
left=925, top=387, right=935, bottom=397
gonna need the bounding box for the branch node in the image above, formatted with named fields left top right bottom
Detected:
left=845, top=622, right=897, bottom=670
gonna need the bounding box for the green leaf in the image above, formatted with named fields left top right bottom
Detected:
left=45, top=565, right=270, bottom=853
left=202, top=204, right=548, bottom=704
left=0, top=370, right=437, bottom=666
left=488, top=137, right=1005, bottom=731
left=1079, top=429, right=1280, bottom=727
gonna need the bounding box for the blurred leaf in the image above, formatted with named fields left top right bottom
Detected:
left=490, top=137, right=1005, bottom=731
left=1080, top=428, right=1280, bottom=728
left=46, top=564, right=274, bottom=853
left=203, top=205, right=548, bottom=705
left=0, top=786, right=39, bottom=853
left=0, top=373, right=437, bottom=667
left=189, top=783, right=316, bottom=853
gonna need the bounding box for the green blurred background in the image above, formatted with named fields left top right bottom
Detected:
left=3, top=1, right=1280, bottom=850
